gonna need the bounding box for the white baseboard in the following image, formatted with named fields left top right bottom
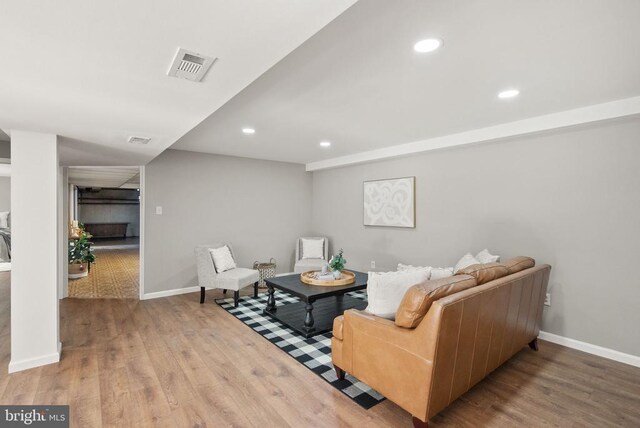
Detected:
left=539, top=331, right=640, bottom=368
left=8, top=342, right=62, bottom=373
left=142, top=286, right=200, bottom=300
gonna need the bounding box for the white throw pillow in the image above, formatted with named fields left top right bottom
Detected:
left=430, top=267, right=454, bottom=279
left=301, top=238, right=324, bottom=259
left=209, top=245, right=236, bottom=273
left=397, top=263, right=432, bottom=278
left=476, top=248, right=500, bottom=264
left=0, top=212, right=8, bottom=229
left=454, top=253, right=481, bottom=273
left=366, top=270, right=430, bottom=320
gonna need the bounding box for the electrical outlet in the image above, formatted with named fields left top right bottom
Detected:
left=544, top=293, right=551, bottom=306
left=370, top=261, right=376, bottom=269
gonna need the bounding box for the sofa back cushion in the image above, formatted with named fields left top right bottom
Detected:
left=395, top=275, right=477, bottom=328
left=503, top=256, right=535, bottom=274
left=456, top=262, right=509, bottom=285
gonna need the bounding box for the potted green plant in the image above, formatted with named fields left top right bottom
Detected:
left=68, top=228, right=96, bottom=279
left=329, top=249, right=347, bottom=279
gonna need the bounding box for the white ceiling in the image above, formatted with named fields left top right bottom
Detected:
left=68, top=167, right=140, bottom=188
left=172, top=0, right=640, bottom=165
left=0, top=0, right=357, bottom=166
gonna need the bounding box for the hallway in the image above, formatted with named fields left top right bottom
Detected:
left=69, top=248, right=139, bottom=299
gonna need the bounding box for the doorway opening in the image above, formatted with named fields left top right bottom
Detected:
left=67, top=167, right=141, bottom=299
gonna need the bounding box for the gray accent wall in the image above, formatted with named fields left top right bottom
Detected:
left=144, top=149, right=313, bottom=294
left=0, top=177, right=9, bottom=212
left=311, top=117, right=640, bottom=357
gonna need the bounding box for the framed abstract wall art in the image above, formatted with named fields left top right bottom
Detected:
left=363, top=176, right=415, bottom=228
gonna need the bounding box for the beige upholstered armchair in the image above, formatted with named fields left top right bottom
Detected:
left=195, top=243, right=259, bottom=307
left=294, top=237, right=329, bottom=273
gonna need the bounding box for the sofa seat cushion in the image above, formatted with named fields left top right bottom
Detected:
left=395, top=275, right=477, bottom=328
left=503, top=256, right=535, bottom=274
left=333, top=315, right=344, bottom=340
left=456, top=262, right=509, bottom=285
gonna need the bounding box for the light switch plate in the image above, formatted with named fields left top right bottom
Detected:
left=155, top=206, right=163, bottom=215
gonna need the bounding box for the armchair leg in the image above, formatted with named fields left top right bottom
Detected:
left=254, top=281, right=259, bottom=298
left=200, top=287, right=205, bottom=304
left=412, top=417, right=428, bottom=428
left=529, top=338, right=539, bottom=351
left=233, top=290, right=239, bottom=308
left=334, top=365, right=345, bottom=380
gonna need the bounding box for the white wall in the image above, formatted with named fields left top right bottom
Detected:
left=9, top=131, right=60, bottom=373
left=143, top=150, right=313, bottom=294
left=311, top=117, right=640, bottom=358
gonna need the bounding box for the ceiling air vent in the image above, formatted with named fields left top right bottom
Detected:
left=167, top=48, right=216, bottom=82
left=128, top=136, right=151, bottom=145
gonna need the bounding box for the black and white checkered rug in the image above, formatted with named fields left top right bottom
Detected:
left=216, top=290, right=385, bottom=409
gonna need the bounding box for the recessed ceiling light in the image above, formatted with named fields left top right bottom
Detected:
left=242, top=128, right=255, bottom=134
left=319, top=141, right=331, bottom=148
left=128, top=136, right=151, bottom=145
left=498, top=89, right=520, bottom=99
left=413, top=38, right=443, bottom=53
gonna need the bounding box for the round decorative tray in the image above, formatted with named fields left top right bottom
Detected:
left=300, top=270, right=356, bottom=286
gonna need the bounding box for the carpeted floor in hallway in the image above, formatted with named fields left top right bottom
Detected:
left=69, top=248, right=139, bottom=299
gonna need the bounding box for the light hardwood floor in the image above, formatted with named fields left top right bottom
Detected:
left=0, top=272, right=639, bottom=427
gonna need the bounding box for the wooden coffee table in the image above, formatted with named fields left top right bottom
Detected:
left=263, top=271, right=368, bottom=338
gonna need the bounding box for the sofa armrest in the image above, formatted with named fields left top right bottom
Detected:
left=333, top=316, right=344, bottom=340
left=340, top=309, right=433, bottom=419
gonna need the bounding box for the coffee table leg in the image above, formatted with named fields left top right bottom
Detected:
left=265, top=283, right=276, bottom=312
left=304, top=302, right=314, bottom=330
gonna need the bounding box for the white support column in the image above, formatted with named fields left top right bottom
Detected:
left=58, top=167, right=69, bottom=299
left=9, top=130, right=61, bottom=373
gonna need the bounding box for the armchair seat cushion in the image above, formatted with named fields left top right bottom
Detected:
left=294, top=258, right=326, bottom=273
left=204, top=268, right=259, bottom=291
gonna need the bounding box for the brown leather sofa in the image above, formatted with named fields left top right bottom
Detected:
left=332, top=257, right=550, bottom=427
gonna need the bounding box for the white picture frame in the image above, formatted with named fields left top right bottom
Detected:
left=363, top=176, right=415, bottom=228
